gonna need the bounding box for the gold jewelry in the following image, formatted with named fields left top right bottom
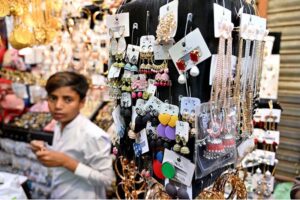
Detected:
left=156, top=12, right=176, bottom=44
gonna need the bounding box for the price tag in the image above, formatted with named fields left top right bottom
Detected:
left=106, top=13, right=130, bottom=38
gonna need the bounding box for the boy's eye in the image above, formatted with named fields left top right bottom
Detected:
left=48, top=96, right=57, bottom=101
left=64, top=97, right=73, bottom=103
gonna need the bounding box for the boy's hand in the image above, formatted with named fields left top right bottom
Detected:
left=30, top=140, right=45, bottom=153
left=36, top=150, right=78, bottom=172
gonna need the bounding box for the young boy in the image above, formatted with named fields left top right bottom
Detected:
left=30, top=71, right=114, bottom=199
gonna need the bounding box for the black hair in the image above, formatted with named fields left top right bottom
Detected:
left=45, top=71, right=89, bottom=100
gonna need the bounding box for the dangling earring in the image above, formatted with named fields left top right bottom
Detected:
left=176, top=59, right=186, bottom=84
left=109, top=29, right=118, bottom=56
left=117, top=26, right=126, bottom=54
left=160, top=68, right=170, bottom=87
left=189, top=50, right=200, bottom=77
left=173, top=135, right=181, bottom=152
left=180, top=137, right=190, bottom=155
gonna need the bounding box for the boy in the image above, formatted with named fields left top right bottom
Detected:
left=30, top=71, right=114, bottom=199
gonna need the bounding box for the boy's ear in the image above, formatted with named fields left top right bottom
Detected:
left=80, top=97, right=86, bottom=108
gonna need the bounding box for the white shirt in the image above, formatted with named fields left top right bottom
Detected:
left=50, top=114, right=115, bottom=199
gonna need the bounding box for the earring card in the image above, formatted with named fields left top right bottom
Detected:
left=140, top=35, right=155, bottom=52
left=106, top=13, right=130, bottom=38
left=175, top=121, right=190, bottom=142
left=180, top=97, right=201, bottom=114
left=163, top=149, right=195, bottom=186
left=169, top=28, right=211, bottom=74
left=213, top=3, right=232, bottom=38
left=159, top=0, right=178, bottom=38
left=126, top=44, right=140, bottom=64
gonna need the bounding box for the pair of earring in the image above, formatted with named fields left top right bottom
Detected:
left=157, top=123, right=176, bottom=140
left=156, top=12, right=176, bottom=44
left=131, top=77, right=148, bottom=91
left=113, top=53, right=125, bottom=68
left=121, top=78, right=132, bottom=92
left=109, top=27, right=126, bottom=56
left=181, top=109, right=196, bottom=124
left=176, top=50, right=201, bottom=84
left=124, top=56, right=138, bottom=72
left=131, top=91, right=149, bottom=100
left=154, top=68, right=171, bottom=87
left=173, top=135, right=190, bottom=155
left=139, top=59, right=153, bottom=74
left=158, top=113, right=178, bottom=127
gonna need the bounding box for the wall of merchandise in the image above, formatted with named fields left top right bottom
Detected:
left=0, top=0, right=285, bottom=199
left=107, top=0, right=281, bottom=199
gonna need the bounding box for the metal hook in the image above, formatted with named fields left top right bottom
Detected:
left=131, top=23, right=138, bottom=44
left=116, top=0, right=128, bottom=14
left=146, top=11, right=150, bottom=36
left=183, top=13, right=193, bottom=47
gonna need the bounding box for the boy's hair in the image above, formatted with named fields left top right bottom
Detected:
left=45, top=71, right=89, bottom=100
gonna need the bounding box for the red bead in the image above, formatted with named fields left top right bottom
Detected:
left=176, top=59, right=186, bottom=71
left=190, top=50, right=199, bottom=63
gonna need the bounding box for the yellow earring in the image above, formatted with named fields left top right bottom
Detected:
left=158, top=113, right=171, bottom=125
left=168, top=115, right=178, bottom=127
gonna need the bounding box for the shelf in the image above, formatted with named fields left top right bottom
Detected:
left=0, top=125, right=53, bottom=145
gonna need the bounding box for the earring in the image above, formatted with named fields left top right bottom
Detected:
left=189, top=50, right=200, bottom=77
left=182, top=109, right=189, bottom=121
left=168, top=115, right=178, bottom=128
left=160, top=68, right=170, bottom=87
left=158, top=113, right=171, bottom=125
left=180, top=137, right=190, bottom=155
left=176, top=59, right=187, bottom=84
left=155, top=73, right=162, bottom=86
left=173, top=135, right=181, bottom=152
left=165, top=126, right=176, bottom=140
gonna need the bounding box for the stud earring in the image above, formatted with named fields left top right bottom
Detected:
left=189, top=50, right=200, bottom=77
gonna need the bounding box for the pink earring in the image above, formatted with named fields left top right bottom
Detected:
left=137, top=91, right=143, bottom=98
left=131, top=92, right=137, bottom=99
left=155, top=73, right=162, bottom=86
left=160, top=68, right=170, bottom=87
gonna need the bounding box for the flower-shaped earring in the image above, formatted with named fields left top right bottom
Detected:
left=189, top=50, right=200, bottom=77
left=176, top=59, right=186, bottom=84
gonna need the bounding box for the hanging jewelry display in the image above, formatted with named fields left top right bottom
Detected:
left=206, top=18, right=233, bottom=159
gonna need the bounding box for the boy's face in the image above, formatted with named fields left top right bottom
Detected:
left=47, top=86, right=85, bottom=125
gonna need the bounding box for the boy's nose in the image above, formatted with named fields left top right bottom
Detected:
left=55, top=99, right=64, bottom=109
